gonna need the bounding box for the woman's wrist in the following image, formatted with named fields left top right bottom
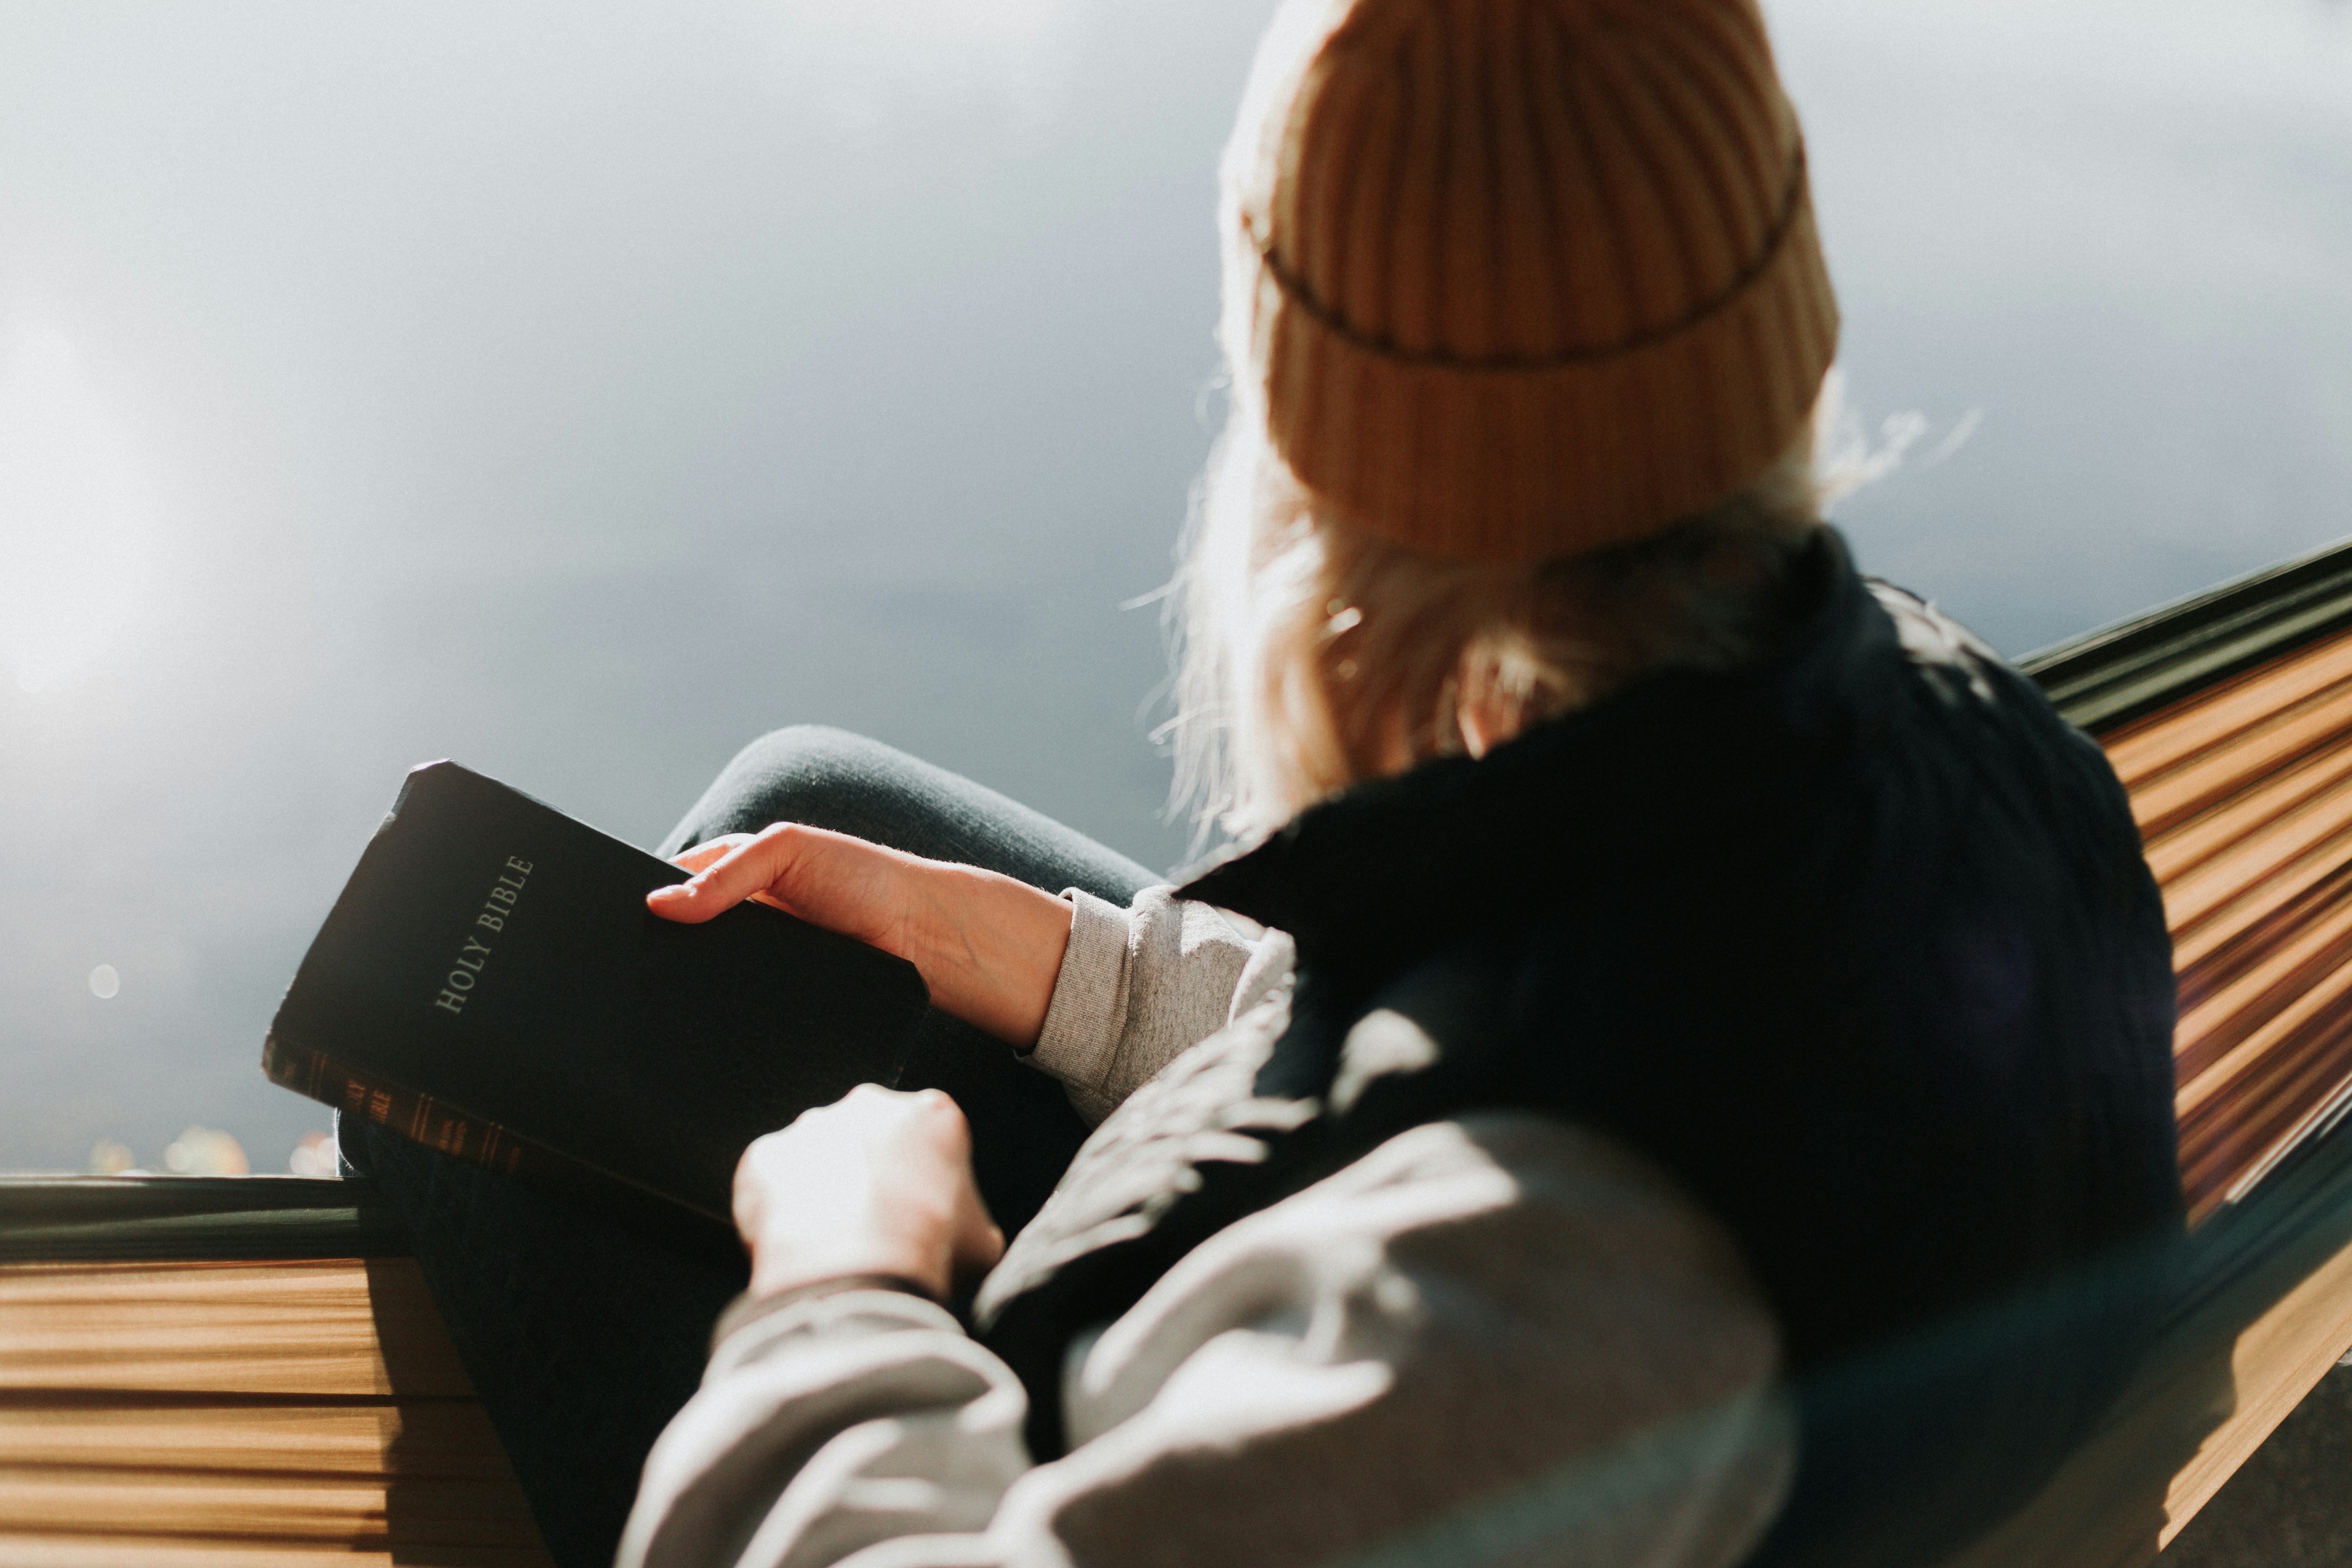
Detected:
left=897, top=862, right=1074, bottom=1049
left=746, top=1227, right=953, bottom=1302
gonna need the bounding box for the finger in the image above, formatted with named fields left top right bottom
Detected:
left=884, top=1089, right=997, bottom=1271
left=668, top=836, right=751, bottom=874
left=950, top=1178, right=1005, bottom=1277
left=923, top=1098, right=1003, bottom=1277
left=647, top=822, right=798, bottom=922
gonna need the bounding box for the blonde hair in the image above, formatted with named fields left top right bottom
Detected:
left=1164, top=413, right=1829, bottom=853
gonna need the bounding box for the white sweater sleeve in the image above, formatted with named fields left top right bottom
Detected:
left=616, top=1111, right=1794, bottom=1568
left=1026, top=886, right=1275, bottom=1125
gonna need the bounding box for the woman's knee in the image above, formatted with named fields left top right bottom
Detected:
left=723, top=725, right=899, bottom=796
left=672, top=725, right=933, bottom=848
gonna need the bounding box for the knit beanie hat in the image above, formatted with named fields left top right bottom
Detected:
left=1219, top=0, right=1840, bottom=563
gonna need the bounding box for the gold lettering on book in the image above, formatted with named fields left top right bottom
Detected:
left=433, top=855, right=534, bottom=1014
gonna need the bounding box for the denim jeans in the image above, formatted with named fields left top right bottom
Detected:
left=348, top=726, right=1158, bottom=1568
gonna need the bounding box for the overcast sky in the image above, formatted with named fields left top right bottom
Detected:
left=1, top=0, right=2347, bottom=1173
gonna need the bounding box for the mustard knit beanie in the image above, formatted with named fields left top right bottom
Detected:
left=1219, top=0, right=1840, bottom=563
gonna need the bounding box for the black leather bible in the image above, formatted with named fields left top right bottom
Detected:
left=263, top=761, right=929, bottom=1224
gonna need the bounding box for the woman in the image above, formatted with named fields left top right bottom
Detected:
left=361, top=1, right=2183, bottom=1564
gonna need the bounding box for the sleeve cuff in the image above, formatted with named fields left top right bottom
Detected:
left=709, top=1274, right=938, bottom=1354
left=1028, top=888, right=1135, bottom=1094
left=707, top=1277, right=963, bottom=1372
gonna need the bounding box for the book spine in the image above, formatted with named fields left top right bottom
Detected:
left=262, top=1034, right=527, bottom=1179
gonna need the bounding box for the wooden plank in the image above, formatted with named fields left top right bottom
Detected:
left=0, top=1400, right=508, bottom=1479
left=2176, top=958, right=2352, bottom=1125
left=2128, top=677, right=2352, bottom=841
left=2172, top=895, right=2352, bottom=1084
left=2144, top=734, right=2352, bottom=888
left=0, top=1468, right=537, bottom=1546
left=2158, top=784, right=2352, bottom=968
left=0, top=1541, right=548, bottom=1568
left=0, top=1259, right=469, bottom=1398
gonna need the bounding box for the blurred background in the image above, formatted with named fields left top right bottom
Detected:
left=0, top=0, right=2346, bottom=1173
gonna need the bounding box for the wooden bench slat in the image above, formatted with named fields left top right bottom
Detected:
left=2144, top=731, right=2352, bottom=888
left=2129, top=680, right=2352, bottom=842
left=0, top=1401, right=510, bottom=1480
left=2159, top=789, right=2352, bottom=965
left=0, top=1470, right=539, bottom=1545
left=0, top=1260, right=471, bottom=1399
left=0, top=1540, right=549, bottom=1568
left=2171, top=892, right=2352, bottom=1083
left=2174, top=951, right=2352, bottom=1127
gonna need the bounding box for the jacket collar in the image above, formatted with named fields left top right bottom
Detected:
left=1176, top=527, right=1894, bottom=975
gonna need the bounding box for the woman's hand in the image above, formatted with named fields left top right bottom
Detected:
left=648, top=823, right=1075, bottom=1048
left=734, top=1084, right=1003, bottom=1302
left=653, top=826, right=918, bottom=956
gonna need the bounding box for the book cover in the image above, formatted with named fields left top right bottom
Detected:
left=263, top=761, right=929, bottom=1224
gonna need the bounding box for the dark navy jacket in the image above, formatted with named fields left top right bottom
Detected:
left=977, top=529, right=2183, bottom=1567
